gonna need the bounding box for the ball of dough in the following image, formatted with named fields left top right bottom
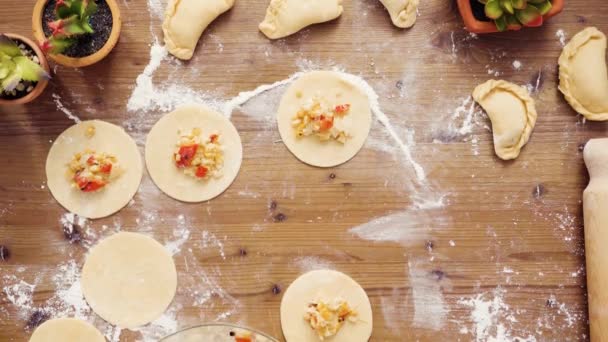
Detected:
left=280, top=270, right=373, bottom=342
left=277, top=71, right=372, bottom=168
left=29, top=318, right=105, bottom=342
left=81, top=232, right=177, bottom=328
left=145, top=104, right=243, bottom=203
left=46, top=120, right=143, bottom=219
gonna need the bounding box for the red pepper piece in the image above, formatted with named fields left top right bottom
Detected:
left=100, top=163, right=112, bottom=174
left=75, top=175, right=106, bottom=192
left=210, top=134, right=219, bottom=143
left=86, top=155, right=96, bottom=165
left=195, top=166, right=208, bottom=178
left=175, top=145, right=198, bottom=168
left=334, top=104, right=351, bottom=115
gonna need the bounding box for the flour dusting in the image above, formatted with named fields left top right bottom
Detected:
left=52, top=93, right=81, bottom=123
left=409, top=261, right=448, bottom=330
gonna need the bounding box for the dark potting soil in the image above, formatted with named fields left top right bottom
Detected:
left=0, top=39, right=40, bottom=100
left=42, top=0, right=113, bottom=58
left=470, top=0, right=491, bottom=22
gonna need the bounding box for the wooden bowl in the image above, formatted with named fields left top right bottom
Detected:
left=456, top=0, right=565, bottom=34
left=0, top=33, right=50, bottom=106
left=32, top=0, right=122, bottom=68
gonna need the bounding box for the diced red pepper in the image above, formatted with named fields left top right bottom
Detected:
left=209, top=134, right=219, bottom=143
left=86, top=156, right=96, bottom=165
left=318, top=116, right=334, bottom=131
left=334, top=104, right=351, bottom=115
left=100, top=163, right=112, bottom=174
left=195, top=166, right=208, bottom=178
left=175, top=144, right=198, bottom=168
left=75, top=175, right=106, bottom=192
left=235, top=337, right=252, bottom=342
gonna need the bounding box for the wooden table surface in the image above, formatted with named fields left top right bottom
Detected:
left=1, top=0, right=608, bottom=341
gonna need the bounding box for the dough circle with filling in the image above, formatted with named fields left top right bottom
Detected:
left=46, top=120, right=143, bottom=219
left=280, top=269, right=373, bottom=342
left=81, top=232, right=177, bottom=329
left=146, top=105, right=243, bottom=203
left=29, top=318, right=105, bottom=342
left=277, top=71, right=372, bottom=168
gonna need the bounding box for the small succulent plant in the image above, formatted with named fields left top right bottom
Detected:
left=41, top=0, right=98, bottom=54
left=478, top=0, right=553, bottom=31
left=0, top=35, right=49, bottom=97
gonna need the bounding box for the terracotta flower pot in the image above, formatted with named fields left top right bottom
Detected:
left=32, top=0, right=122, bottom=68
left=457, top=0, right=565, bottom=34
left=0, top=33, right=50, bottom=106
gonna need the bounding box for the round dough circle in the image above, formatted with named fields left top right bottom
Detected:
left=280, top=270, right=373, bottom=342
left=29, top=318, right=105, bottom=342
left=81, top=232, right=177, bottom=329
left=46, top=120, right=143, bottom=219
left=145, top=105, right=243, bottom=202
left=277, top=71, right=372, bottom=168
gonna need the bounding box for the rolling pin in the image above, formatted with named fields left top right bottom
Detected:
left=584, top=138, right=608, bottom=341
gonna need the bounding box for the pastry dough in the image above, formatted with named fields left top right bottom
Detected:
left=280, top=270, right=373, bottom=342
left=558, top=27, right=608, bottom=121
left=277, top=71, right=372, bottom=168
left=146, top=105, right=243, bottom=202
left=259, top=0, right=343, bottom=39
left=81, top=232, right=177, bottom=328
left=163, top=0, right=236, bottom=60
left=46, top=120, right=143, bottom=219
left=472, top=80, right=537, bottom=160
left=29, top=318, right=105, bottom=342
left=380, top=0, right=419, bottom=28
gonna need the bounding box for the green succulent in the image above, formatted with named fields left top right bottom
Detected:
left=0, top=35, right=49, bottom=95
left=42, top=0, right=98, bottom=54
left=478, top=0, right=553, bottom=31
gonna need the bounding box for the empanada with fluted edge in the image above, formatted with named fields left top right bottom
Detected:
left=472, top=80, right=538, bottom=161
left=559, top=27, right=608, bottom=121
left=259, top=0, right=343, bottom=40
left=379, top=0, right=419, bottom=28
left=163, top=0, right=235, bottom=60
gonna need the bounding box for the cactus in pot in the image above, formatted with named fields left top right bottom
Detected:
left=0, top=35, right=49, bottom=99
left=479, top=0, right=553, bottom=31
left=41, top=0, right=98, bottom=54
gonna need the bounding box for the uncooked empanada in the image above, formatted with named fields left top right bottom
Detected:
left=472, top=80, right=538, bottom=161
left=163, top=0, right=235, bottom=60
left=259, top=0, right=343, bottom=40
left=559, top=27, right=608, bottom=121
left=380, top=0, right=419, bottom=28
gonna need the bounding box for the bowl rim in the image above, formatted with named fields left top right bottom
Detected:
left=159, top=322, right=280, bottom=342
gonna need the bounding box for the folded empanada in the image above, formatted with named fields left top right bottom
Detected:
left=259, top=0, right=343, bottom=40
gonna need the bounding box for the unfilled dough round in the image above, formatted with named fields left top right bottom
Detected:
left=46, top=120, right=143, bottom=219
left=146, top=105, right=243, bottom=202
left=277, top=71, right=372, bottom=168
left=280, top=270, right=373, bottom=342
left=29, top=318, right=105, bottom=342
left=81, top=232, right=177, bottom=329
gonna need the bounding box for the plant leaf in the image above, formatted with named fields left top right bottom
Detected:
left=500, top=0, right=514, bottom=15
left=485, top=0, right=504, bottom=20
left=516, top=5, right=543, bottom=26
left=82, top=0, right=98, bottom=18
left=14, top=56, right=48, bottom=82
left=0, top=35, right=22, bottom=57
left=1, top=70, right=21, bottom=92
left=531, top=1, right=553, bottom=15
left=511, top=0, right=527, bottom=9
left=495, top=16, right=508, bottom=32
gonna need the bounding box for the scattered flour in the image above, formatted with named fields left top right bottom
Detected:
left=52, top=93, right=81, bottom=123
left=512, top=60, right=522, bottom=70
left=556, top=29, right=567, bottom=47
left=409, top=261, right=448, bottom=330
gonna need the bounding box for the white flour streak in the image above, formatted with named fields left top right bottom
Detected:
left=556, top=29, right=567, bottom=47
left=202, top=231, right=226, bottom=260
left=165, top=224, right=191, bottom=256
left=409, top=261, right=447, bottom=330
left=2, top=278, right=35, bottom=318
left=222, top=73, right=301, bottom=118
left=459, top=288, right=536, bottom=342
left=52, top=93, right=81, bottom=123
left=350, top=210, right=435, bottom=244
left=291, top=256, right=334, bottom=272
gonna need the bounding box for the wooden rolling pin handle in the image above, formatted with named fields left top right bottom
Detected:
left=584, top=138, right=608, bottom=342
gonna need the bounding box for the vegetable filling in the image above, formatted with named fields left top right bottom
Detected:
left=292, top=98, right=352, bottom=143
left=68, top=149, right=120, bottom=192
left=304, top=298, right=358, bottom=340
left=173, top=128, right=224, bottom=180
